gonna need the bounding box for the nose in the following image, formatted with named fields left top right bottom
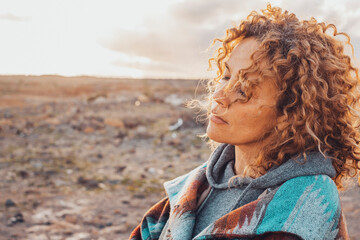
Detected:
left=212, top=83, right=230, bottom=108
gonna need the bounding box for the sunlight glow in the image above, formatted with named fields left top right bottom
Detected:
left=0, top=0, right=359, bottom=78
left=0, top=0, right=180, bottom=78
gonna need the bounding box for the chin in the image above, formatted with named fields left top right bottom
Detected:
left=206, top=125, right=229, bottom=144
left=207, top=125, right=259, bottom=146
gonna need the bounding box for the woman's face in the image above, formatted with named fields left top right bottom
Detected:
left=206, top=38, right=279, bottom=147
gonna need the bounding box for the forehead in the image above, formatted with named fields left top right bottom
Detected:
left=226, top=38, right=261, bottom=71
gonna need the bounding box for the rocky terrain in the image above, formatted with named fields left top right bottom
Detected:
left=0, top=75, right=359, bottom=240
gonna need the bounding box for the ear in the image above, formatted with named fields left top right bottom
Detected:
left=275, top=114, right=288, bottom=132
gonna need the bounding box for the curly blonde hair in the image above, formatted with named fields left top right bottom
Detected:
left=194, top=4, right=360, bottom=189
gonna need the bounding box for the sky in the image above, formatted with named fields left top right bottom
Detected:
left=1, top=0, right=360, bottom=79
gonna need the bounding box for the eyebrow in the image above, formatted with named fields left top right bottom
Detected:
left=225, top=62, right=231, bottom=72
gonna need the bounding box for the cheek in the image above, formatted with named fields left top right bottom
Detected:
left=231, top=107, right=277, bottom=136
left=256, top=108, right=264, bottom=116
left=206, top=105, right=278, bottom=144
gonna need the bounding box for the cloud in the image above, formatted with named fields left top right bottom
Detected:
left=101, top=0, right=360, bottom=78
left=100, top=0, right=251, bottom=78
left=112, top=58, right=185, bottom=76
left=169, top=0, right=263, bottom=25
left=343, top=0, right=360, bottom=12
left=107, top=30, right=214, bottom=78
left=0, top=13, right=29, bottom=22
left=100, top=17, right=218, bottom=78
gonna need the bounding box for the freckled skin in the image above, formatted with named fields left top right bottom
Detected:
left=206, top=38, right=280, bottom=175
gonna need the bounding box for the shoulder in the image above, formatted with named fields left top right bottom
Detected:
left=163, top=161, right=207, bottom=206
left=269, top=175, right=340, bottom=212
left=257, top=175, right=342, bottom=239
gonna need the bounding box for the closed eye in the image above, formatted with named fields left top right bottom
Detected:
left=237, top=88, right=246, bottom=96
left=220, top=76, right=246, bottom=95
left=221, top=76, right=230, bottom=81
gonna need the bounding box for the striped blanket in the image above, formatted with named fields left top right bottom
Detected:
left=129, top=162, right=349, bottom=240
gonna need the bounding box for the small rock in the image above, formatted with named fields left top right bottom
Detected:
left=99, top=224, right=128, bottom=234
left=5, top=199, right=16, bottom=208
left=15, top=128, right=23, bottom=136
left=48, top=234, right=64, bottom=240
left=32, top=201, right=40, bottom=209
left=116, top=166, right=127, bottom=173
left=65, top=232, right=90, bottom=240
left=18, top=170, right=29, bottom=178
left=32, top=208, right=54, bottom=224
left=87, top=93, right=107, bottom=103
left=7, top=212, right=24, bottom=225
left=77, top=176, right=100, bottom=189
left=168, top=137, right=181, bottom=146
left=32, top=161, right=43, bottom=169
left=25, top=189, right=40, bottom=195
left=136, top=125, right=147, bottom=134
left=3, top=110, right=13, bottom=118
left=92, top=96, right=108, bottom=104
left=45, top=117, right=60, bottom=125
left=135, top=126, right=153, bottom=139
left=43, top=170, right=58, bottom=178
left=168, top=118, right=183, bottom=131
left=108, top=179, right=120, bottom=185
left=83, top=126, right=95, bottom=133
left=166, top=164, right=173, bottom=169
left=96, top=222, right=113, bottom=229
left=64, top=214, right=78, bottom=224
left=123, top=117, right=144, bottom=129
left=26, top=225, right=51, bottom=233
left=27, top=233, right=49, bottom=240
left=147, top=168, right=157, bottom=174
left=164, top=94, right=184, bottom=106
left=137, top=94, right=150, bottom=103
left=115, top=129, right=127, bottom=139
left=66, top=159, right=74, bottom=165
left=98, top=183, right=108, bottom=190
left=105, top=118, right=125, bottom=128
left=133, top=193, right=146, bottom=199
left=54, top=179, right=67, bottom=187
left=25, top=120, right=34, bottom=129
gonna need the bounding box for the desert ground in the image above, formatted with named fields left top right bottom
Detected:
left=0, top=75, right=359, bottom=240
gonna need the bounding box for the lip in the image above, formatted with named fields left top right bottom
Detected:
left=210, top=114, right=228, bottom=124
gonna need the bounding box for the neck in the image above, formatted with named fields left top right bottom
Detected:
left=234, top=145, right=257, bottom=178
left=234, top=139, right=271, bottom=178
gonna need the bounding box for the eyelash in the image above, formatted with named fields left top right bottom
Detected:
left=237, top=88, right=246, bottom=96
left=220, top=77, right=246, bottom=96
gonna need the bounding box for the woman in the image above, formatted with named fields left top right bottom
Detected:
left=130, top=5, right=359, bottom=240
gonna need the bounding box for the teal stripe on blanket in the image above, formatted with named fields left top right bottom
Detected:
left=256, top=175, right=340, bottom=238
left=141, top=216, right=167, bottom=240
left=164, top=162, right=207, bottom=206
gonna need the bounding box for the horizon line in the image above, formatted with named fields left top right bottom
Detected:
left=0, top=74, right=209, bottom=81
